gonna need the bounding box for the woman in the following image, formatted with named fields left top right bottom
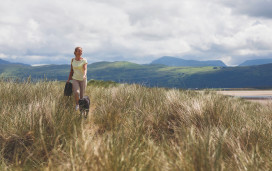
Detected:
left=67, top=47, right=88, bottom=110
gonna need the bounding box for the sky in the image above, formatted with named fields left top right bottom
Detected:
left=0, top=0, right=272, bottom=66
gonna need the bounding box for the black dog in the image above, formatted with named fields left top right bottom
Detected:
left=78, top=96, right=90, bottom=118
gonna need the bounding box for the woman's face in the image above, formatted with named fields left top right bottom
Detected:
left=75, top=48, right=82, bottom=56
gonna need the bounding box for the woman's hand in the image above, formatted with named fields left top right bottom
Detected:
left=83, top=75, right=86, bottom=80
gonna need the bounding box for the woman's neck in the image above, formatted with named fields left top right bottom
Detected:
left=75, top=56, right=82, bottom=60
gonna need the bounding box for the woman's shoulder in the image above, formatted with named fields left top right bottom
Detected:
left=82, top=58, right=87, bottom=63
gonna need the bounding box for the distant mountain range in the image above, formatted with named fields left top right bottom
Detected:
left=1, top=58, right=272, bottom=88
left=0, top=58, right=30, bottom=66
left=2, top=57, right=272, bottom=67
left=151, top=56, right=227, bottom=67
left=0, top=59, right=11, bottom=64
left=239, top=59, right=272, bottom=66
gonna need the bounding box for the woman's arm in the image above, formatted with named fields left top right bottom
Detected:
left=83, top=63, right=87, bottom=79
left=67, top=62, right=74, bottom=82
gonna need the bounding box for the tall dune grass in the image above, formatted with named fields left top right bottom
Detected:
left=0, top=80, right=272, bottom=170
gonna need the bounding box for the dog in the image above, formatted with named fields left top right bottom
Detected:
left=78, top=96, right=90, bottom=118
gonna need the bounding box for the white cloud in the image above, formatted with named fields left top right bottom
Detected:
left=0, top=53, right=8, bottom=59
left=216, top=20, right=272, bottom=57
left=0, top=0, right=272, bottom=65
left=219, top=56, right=233, bottom=66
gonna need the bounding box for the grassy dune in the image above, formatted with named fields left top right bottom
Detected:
left=0, top=80, right=272, bottom=170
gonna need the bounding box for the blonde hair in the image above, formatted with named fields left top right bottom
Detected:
left=74, top=47, right=82, bottom=55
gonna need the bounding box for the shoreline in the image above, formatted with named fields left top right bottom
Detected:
left=216, top=90, right=272, bottom=105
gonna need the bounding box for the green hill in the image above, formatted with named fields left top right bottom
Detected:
left=182, top=64, right=272, bottom=88
left=1, top=61, right=272, bottom=88
left=239, top=58, right=272, bottom=66
left=151, top=56, right=226, bottom=67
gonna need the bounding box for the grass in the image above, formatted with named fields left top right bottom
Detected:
left=1, top=80, right=272, bottom=170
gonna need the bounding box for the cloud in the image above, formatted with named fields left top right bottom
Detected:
left=0, top=0, right=272, bottom=65
left=220, top=0, right=272, bottom=19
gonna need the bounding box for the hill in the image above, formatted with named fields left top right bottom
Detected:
left=151, top=56, right=226, bottom=67
left=1, top=61, right=272, bottom=88
left=0, top=58, right=11, bottom=64
left=0, top=58, right=30, bottom=66
left=239, top=58, right=272, bottom=66
left=182, top=64, right=272, bottom=88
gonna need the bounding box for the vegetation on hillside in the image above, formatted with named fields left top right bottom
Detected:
left=87, top=79, right=119, bottom=88
left=1, top=61, right=272, bottom=88
left=1, top=80, right=272, bottom=170
left=239, top=58, right=272, bottom=66
left=151, top=56, right=226, bottom=67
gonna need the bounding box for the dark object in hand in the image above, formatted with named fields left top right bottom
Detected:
left=64, top=82, right=73, bottom=96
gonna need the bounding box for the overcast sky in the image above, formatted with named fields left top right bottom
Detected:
left=0, top=0, right=272, bottom=65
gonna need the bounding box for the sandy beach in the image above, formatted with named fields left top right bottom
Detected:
left=216, top=90, right=272, bottom=105
left=217, top=91, right=272, bottom=96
